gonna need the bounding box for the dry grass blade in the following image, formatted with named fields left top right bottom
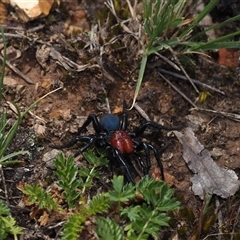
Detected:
left=191, top=108, right=240, bottom=123
left=0, top=55, right=34, bottom=84
left=158, top=71, right=197, bottom=108
left=158, top=68, right=226, bottom=95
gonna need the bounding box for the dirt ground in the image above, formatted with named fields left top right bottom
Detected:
left=1, top=0, right=240, bottom=239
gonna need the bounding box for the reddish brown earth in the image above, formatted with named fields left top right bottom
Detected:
left=0, top=1, right=240, bottom=239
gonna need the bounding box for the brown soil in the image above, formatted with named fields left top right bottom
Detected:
left=1, top=1, right=240, bottom=239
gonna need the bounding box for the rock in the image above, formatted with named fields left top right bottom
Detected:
left=3, top=76, right=18, bottom=87
left=10, top=0, right=54, bottom=22
left=42, top=149, right=61, bottom=169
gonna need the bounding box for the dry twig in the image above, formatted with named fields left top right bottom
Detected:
left=158, top=68, right=225, bottom=95
left=0, top=55, right=34, bottom=84
left=158, top=71, right=197, bottom=108
left=169, top=47, right=199, bottom=93
left=134, top=103, right=151, bottom=121
left=191, top=108, right=240, bottom=123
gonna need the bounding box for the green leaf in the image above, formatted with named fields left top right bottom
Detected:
left=136, top=176, right=180, bottom=211
left=23, top=184, right=59, bottom=211
left=107, top=175, right=135, bottom=202
left=1, top=216, right=22, bottom=236
left=0, top=200, right=10, bottom=216
left=95, top=217, right=124, bottom=240
left=54, top=153, right=82, bottom=208
left=88, top=194, right=110, bottom=215
left=129, top=55, right=148, bottom=109
left=121, top=205, right=141, bottom=221
left=149, top=212, right=170, bottom=226
left=0, top=200, right=22, bottom=239
left=0, top=103, right=22, bottom=160
left=180, top=0, right=219, bottom=39
left=79, top=166, right=92, bottom=177
left=119, top=176, right=180, bottom=239
left=128, top=204, right=169, bottom=239
left=127, top=231, right=149, bottom=240
left=0, top=150, right=28, bottom=164
left=112, top=175, right=124, bottom=193
left=83, top=151, right=97, bottom=165
left=62, top=213, right=85, bottom=240
left=83, top=150, right=109, bottom=167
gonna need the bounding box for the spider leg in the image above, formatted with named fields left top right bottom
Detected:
left=133, top=121, right=181, bottom=137
left=133, top=141, right=151, bottom=175
left=73, top=137, right=96, bottom=157
left=50, top=136, right=96, bottom=157
left=111, top=148, right=135, bottom=183
left=50, top=136, right=91, bottom=149
left=78, top=114, right=101, bottom=134
left=146, top=143, right=166, bottom=180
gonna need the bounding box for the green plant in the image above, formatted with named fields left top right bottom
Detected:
left=0, top=200, right=22, bottom=240
left=22, top=184, right=60, bottom=211
left=0, top=88, right=60, bottom=165
left=22, top=150, right=109, bottom=238
left=98, top=175, right=180, bottom=240
left=54, top=150, right=108, bottom=208
left=128, top=0, right=186, bottom=108
left=23, top=151, right=180, bottom=240
left=0, top=26, right=61, bottom=240
left=80, top=150, right=109, bottom=194
left=107, top=175, right=135, bottom=206
left=0, top=26, right=61, bottom=165
left=96, top=217, right=124, bottom=240
left=55, top=151, right=110, bottom=238
left=0, top=26, right=28, bottom=164
left=62, top=193, right=110, bottom=239
left=22, top=151, right=110, bottom=238
left=114, top=0, right=240, bottom=108
left=23, top=150, right=108, bottom=204
left=54, top=154, right=83, bottom=208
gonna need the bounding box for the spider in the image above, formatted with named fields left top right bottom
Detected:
left=50, top=106, right=180, bottom=183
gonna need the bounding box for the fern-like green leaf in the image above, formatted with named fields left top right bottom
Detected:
left=0, top=224, right=8, bottom=240
left=120, top=205, right=141, bottom=222
left=0, top=200, right=22, bottom=240
left=79, top=166, right=99, bottom=179
left=112, top=175, right=124, bottom=193
left=62, top=213, right=85, bottom=240
left=0, top=200, right=10, bottom=216
left=107, top=175, right=135, bottom=202
left=127, top=206, right=161, bottom=238
left=23, top=184, right=59, bottom=211
left=54, top=153, right=82, bottom=208
left=95, top=217, right=124, bottom=240
left=126, top=228, right=149, bottom=240
left=1, top=216, right=22, bottom=236
left=88, top=193, right=110, bottom=215
left=136, top=176, right=180, bottom=211
left=62, top=192, right=109, bottom=239
left=78, top=166, right=92, bottom=177
left=121, top=176, right=180, bottom=239
left=83, top=150, right=109, bottom=167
